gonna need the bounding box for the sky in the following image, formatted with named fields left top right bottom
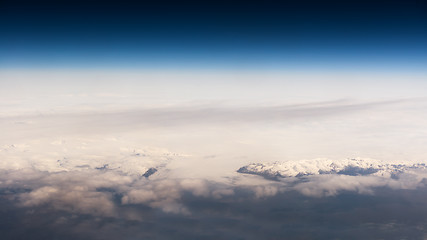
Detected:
left=1, top=0, right=426, bottom=70
left=1, top=0, right=427, bottom=239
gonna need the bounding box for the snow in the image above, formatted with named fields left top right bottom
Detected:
left=237, top=158, right=427, bottom=179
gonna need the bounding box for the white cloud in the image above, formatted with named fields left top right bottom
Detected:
left=1, top=75, right=427, bottom=218
left=293, top=175, right=391, bottom=197
left=2, top=152, right=427, bottom=217
left=19, top=185, right=117, bottom=217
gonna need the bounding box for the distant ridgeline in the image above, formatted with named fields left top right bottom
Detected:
left=237, top=158, right=427, bottom=180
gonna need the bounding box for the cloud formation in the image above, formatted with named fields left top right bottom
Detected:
left=2, top=144, right=427, bottom=218
left=1, top=96, right=427, bottom=239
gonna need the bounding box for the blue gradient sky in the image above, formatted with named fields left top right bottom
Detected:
left=1, top=0, right=426, bottom=71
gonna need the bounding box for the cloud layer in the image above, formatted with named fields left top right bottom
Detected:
left=2, top=139, right=427, bottom=218
left=1, top=95, right=427, bottom=239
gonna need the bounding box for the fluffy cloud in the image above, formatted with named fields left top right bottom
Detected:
left=293, top=175, right=391, bottom=197
left=2, top=152, right=427, bottom=219
left=2, top=140, right=427, bottom=240
left=0, top=137, right=236, bottom=216
left=2, top=136, right=427, bottom=216
left=19, top=185, right=116, bottom=216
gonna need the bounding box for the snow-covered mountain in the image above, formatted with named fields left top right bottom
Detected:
left=0, top=138, right=180, bottom=178
left=237, top=158, right=427, bottom=180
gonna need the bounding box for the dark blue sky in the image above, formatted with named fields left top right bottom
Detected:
left=1, top=0, right=426, bottom=70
